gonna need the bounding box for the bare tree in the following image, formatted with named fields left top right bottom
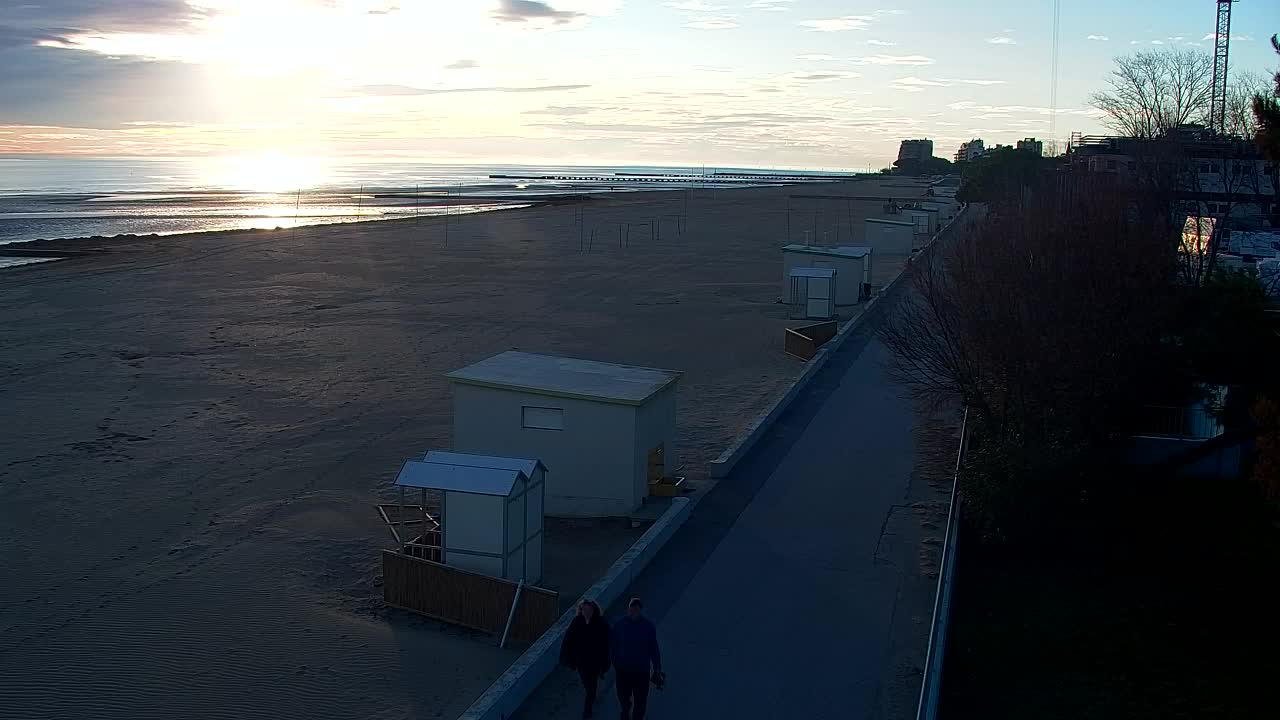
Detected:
left=1254, top=35, right=1280, bottom=163
left=1089, top=49, right=1214, bottom=137
left=881, top=178, right=1178, bottom=537
left=1225, top=70, right=1272, bottom=138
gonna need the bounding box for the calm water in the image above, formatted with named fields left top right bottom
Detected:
left=0, top=157, right=849, bottom=245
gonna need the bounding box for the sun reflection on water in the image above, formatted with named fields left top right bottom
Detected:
left=197, top=153, right=332, bottom=193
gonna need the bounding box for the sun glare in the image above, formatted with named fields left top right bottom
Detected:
left=200, top=153, right=331, bottom=192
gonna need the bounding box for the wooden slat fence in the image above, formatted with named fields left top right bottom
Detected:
left=382, top=550, right=559, bottom=645
left=784, top=320, right=839, bottom=361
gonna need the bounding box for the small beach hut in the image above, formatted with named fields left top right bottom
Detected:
left=448, top=351, right=681, bottom=517
left=781, top=244, right=872, bottom=305
left=864, top=217, right=916, bottom=254
left=394, top=451, right=545, bottom=583
left=788, top=267, right=837, bottom=320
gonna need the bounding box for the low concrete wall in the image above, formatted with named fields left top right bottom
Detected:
left=709, top=204, right=971, bottom=479
left=457, top=496, right=692, bottom=720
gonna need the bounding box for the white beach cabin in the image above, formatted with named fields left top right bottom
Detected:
left=781, top=244, right=872, bottom=305
left=394, top=451, right=545, bottom=583
left=788, top=267, right=837, bottom=320
left=864, top=217, right=917, bottom=255
left=448, top=351, right=681, bottom=517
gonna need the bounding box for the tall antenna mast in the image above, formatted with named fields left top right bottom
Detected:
left=1208, top=0, right=1235, bottom=134
left=1049, top=0, right=1061, bottom=142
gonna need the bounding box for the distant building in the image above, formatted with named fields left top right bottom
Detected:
left=1068, top=128, right=1276, bottom=288
left=897, top=138, right=934, bottom=163
left=1017, top=137, right=1044, bottom=156
left=1067, top=129, right=1276, bottom=223
left=955, top=139, right=985, bottom=163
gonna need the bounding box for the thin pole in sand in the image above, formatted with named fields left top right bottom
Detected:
left=786, top=196, right=792, bottom=244
left=846, top=198, right=855, bottom=244
left=589, top=227, right=596, bottom=253
left=356, top=184, right=364, bottom=222
left=420, top=489, right=427, bottom=553
left=398, top=486, right=405, bottom=551
left=444, top=186, right=450, bottom=248
left=414, top=184, right=419, bottom=223
left=292, top=188, right=301, bottom=241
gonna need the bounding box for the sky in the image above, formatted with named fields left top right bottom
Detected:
left=0, top=0, right=1277, bottom=170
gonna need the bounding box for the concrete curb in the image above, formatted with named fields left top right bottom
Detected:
left=708, top=203, right=970, bottom=480
left=458, top=496, right=693, bottom=720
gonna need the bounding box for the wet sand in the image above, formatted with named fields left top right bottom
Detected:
left=0, top=179, right=931, bottom=719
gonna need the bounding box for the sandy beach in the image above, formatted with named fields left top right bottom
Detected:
left=0, top=178, right=932, bottom=719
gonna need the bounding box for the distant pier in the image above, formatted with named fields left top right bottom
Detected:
left=488, top=172, right=864, bottom=184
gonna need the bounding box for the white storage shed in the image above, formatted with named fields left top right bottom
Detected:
left=781, top=244, right=872, bottom=305
left=448, top=351, right=681, bottom=517
left=864, top=217, right=917, bottom=254
left=394, top=451, right=545, bottom=583
left=788, top=267, right=837, bottom=320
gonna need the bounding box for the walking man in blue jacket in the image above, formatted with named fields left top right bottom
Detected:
left=610, top=597, right=662, bottom=720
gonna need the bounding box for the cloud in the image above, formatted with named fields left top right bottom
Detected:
left=491, top=0, right=583, bottom=25
left=445, top=59, right=479, bottom=70
left=786, top=71, right=861, bottom=82
left=799, top=16, right=873, bottom=32
left=945, top=78, right=1007, bottom=85
left=850, top=54, right=934, bottom=66
left=748, top=0, right=794, bottom=9
left=664, top=1, right=726, bottom=9
left=798, top=54, right=838, bottom=61
left=866, top=39, right=897, bottom=46
left=683, top=18, right=739, bottom=29
left=986, top=36, right=1016, bottom=45
left=523, top=105, right=595, bottom=115
left=3, top=0, right=209, bottom=37
left=948, top=100, right=1104, bottom=118
left=891, top=77, right=948, bottom=92
left=0, top=44, right=214, bottom=126
left=1086, top=34, right=1108, bottom=41
left=351, top=83, right=591, bottom=96
left=1200, top=33, right=1252, bottom=42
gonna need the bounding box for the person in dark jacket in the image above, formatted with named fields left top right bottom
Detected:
left=611, top=597, right=662, bottom=720
left=560, top=599, right=610, bottom=719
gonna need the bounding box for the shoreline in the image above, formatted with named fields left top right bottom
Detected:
left=0, top=176, right=882, bottom=255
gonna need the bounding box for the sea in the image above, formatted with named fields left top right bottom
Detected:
left=0, top=156, right=853, bottom=247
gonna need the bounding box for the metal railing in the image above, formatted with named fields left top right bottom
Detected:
left=916, top=407, right=969, bottom=720
left=1131, top=405, right=1223, bottom=440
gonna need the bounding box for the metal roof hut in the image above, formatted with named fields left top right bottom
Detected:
left=393, top=451, right=546, bottom=584
left=781, top=244, right=872, bottom=305
left=864, top=217, right=917, bottom=255
left=787, top=267, right=837, bottom=320
left=448, top=351, right=681, bottom=516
